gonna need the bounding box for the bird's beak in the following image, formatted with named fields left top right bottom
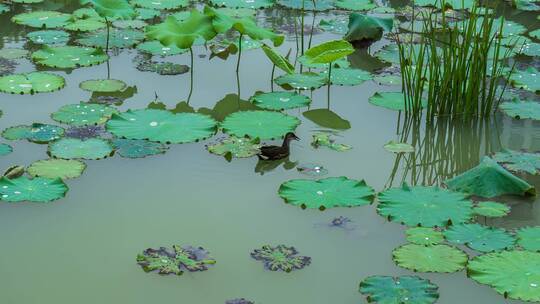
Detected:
left=294, top=135, right=300, bottom=141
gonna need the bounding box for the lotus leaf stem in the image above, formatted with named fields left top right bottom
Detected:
left=236, top=34, right=243, bottom=73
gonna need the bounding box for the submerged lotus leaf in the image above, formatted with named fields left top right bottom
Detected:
left=517, top=227, right=540, bottom=251
left=250, top=92, right=311, bottom=110
left=444, top=223, right=515, bottom=252
left=131, top=0, right=188, bottom=9
left=11, top=11, right=71, bottom=28
left=112, top=138, right=168, bottom=158
left=261, top=44, right=294, bottom=74
left=32, top=46, right=108, bottom=69
left=473, top=201, right=510, bottom=218
left=492, top=149, right=540, bottom=174
left=377, top=184, right=473, bottom=227
left=65, top=125, right=106, bottom=139
left=0, top=72, right=65, bottom=94
left=137, top=245, right=215, bottom=275
left=81, top=0, right=136, bottom=19
left=77, top=29, right=145, bottom=48
left=27, top=159, right=86, bottom=179
left=221, top=110, right=300, bottom=140
left=278, top=177, right=375, bottom=210
left=311, top=132, right=352, bottom=151
left=445, top=157, right=535, bottom=198
left=303, top=40, right=354, bottom=65
left=49, top=138, right=113, bottom=160
left=321, top=67, right=372, bottom=86
left=277, top=0, right=335, bottom=11
left=369, top=92, right=427, bottom=111
left=499, top=99, right=540, bottom=120
left=359, top=276, right=439, bottom=304
left=27, top=30, right=70, bottom=45
left=2, top=123, right=64, bottom=143
left=107, top=109, right=217, bottom=143
left=0, top=48, right=28, bottom=60
left=136, top=40, right=188, bottom=56
left=210, top=0, right=274, bottom=8
left=297, top=163, right=328, bottom=176
left=334, top=0, right=376, bottom=10
left=250, top=244, right=311, bottom=272
left=52, top=103, right=118, bottom=126
left=344, top=13, right=393, bottom=43
left=393, top=244, right=468, bottom=273
left=0, top=143, right=12, bottom=156
left=303, top=109, right=351, bottom=130
left=80, top=79, right=127, bottom=92
left=207, top=136, right=261, bottom=158
left=467, top=250, right=540, bottom=302
left=406, top=227, right=444, bottom=245
left=510, top=67, right=539, bottom=93
left=0, top=176, right=68, bottom=203
left=274, top=72, right=326, bottom=90
left=226, top=299, right=254, bottom=304
left=384, top=140, right=414, bottom=153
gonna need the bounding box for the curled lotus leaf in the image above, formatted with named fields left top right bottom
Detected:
left=0, top=72, right=65, bottom=94
left=27, top=30, right=70, bottom=45
left=369, top=92, right=427, bottom=111
left=79, top=79, right=127, bottom=92
left=499, top=99, right=540, bottom=121
left=4, top=166, right=24, bottom=179
left=377, top=183, right=473, bottom=227
left=52, top=103, right=118, bottom=126
left=467, top=250, right=540, bottom=302
left=261, top=44, right=294, bottom=74
left=384, top=140, right=414, bottom=153
left=321, top=67, right=372, bottom=86
left=32, top=46, right=108, bottom=69
left=303, top=39, right=354, bottom=65
left=2, top=123, right=64, bottom=143
left=0, top=176, right=68, bottom=203
left=359, top=275, right=439, bottom=304
left=207, top=136, right=261, bottom=158
left=517, top=226, right=540, bottom=251
left=77, top=29, right=145, bottom=48
left=210, top=0, right=274, bottom=8
left=81, top=0, right=136, bottom=19
left=250, top=244, right=311, bottom=272
left=27, top=159, right=86, bottom=179
left=277, top=0, right=335, bottom=11
left=65, top=125, right=106, bottom=139
left=0, top=48, right=28, bottom=60
left=405, top=227, right=444, bottom=245
left=131, top=0, right=188, bottom=9
left=0, top=143, right=12, bottom=156
left=48, top=138, right=113, bottom=160
left=492, top=149, right=540, bottom=174
left=11, top=11, right=72, bottom=28
left=344, top=13, right=393, bottom=43
left=278, top=177, right=375, bottom=210
left=473, top=201, right=510, bottom=218
left=112, top=138, right=169, bottom=158
left=444, top=223, right=515, bottom=252
left=311, top=132, right=351, bottom=151
left=274, top=72, right=327, bottom=90
left=250, top=91, right=311, bottom=110
left=221, top=110, right=300, bottom=140
left=393, top=244, right=468, bottom=273
left=136, top=245, right=216, bottom=275
left=136, top=40, right=188, bottom=56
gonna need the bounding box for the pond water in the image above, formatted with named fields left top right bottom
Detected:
left=0, top=1, right=539, bottom=303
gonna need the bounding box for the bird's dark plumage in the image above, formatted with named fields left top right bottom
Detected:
left=257, top=132, right=300, bottom=160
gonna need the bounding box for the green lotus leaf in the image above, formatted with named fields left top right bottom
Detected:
left=0, top=48, right=28, bottom=60
left=77, top=28, right=144, bottom=48
left=27, top=30, right=70, bottom=45
left=415, top=0, right=475, bottom=9
left=369, top=92, right=427, bottom=111
left=250, top=244, right=311, bottom=272
left=321, top=67, right=372, bottom=86
left=531, top=29, right=540, bottom=39
left=278, top=177, right=375, bottom=210
left=393, top=244, right=468, bottom=273
left=137, top=245, right=216, bottom=275
left=319, top=18, right=348, bottom=35
left=274, top=72, right=326, bottom=90
left=73, top=7, right=103, bottom=19
left=135, top=7, right=160, bottom=20
left=12, top=0, right=44, bottom=3
left=2, top=123, right=64, bottom=143
left=516, top=41, right=540, bottom=57
left=335, top=0, right=376, bottom=11
left=79, top=79, right=127, bottom=92
left=492, top=149, right=540, bottom=174
left=112, top=19, right=146, bottom=30
left=303, top=40, right=354, bottom=65
left=406, top=227, right=444, bottom=245
left=48, top=138, right=113, bottom=160
left=207, top=136, right=261, bottom=158
left=0, top=72, right=65, bottom=94
left=136, top=40, right=188, bottom=56
left=473, top=201, right=510, bottom=218
left=303, top=109, right=351, bottom=130
left=517, top=227, right=540, bottom=251
left=277, top=0, right=335, bottom=11
left=344, top=13, right=393, bottom=43
left=0, top=176, right=68, bottom=203
left=32, top=46, right=108, bottom=69
left=221, top=110, right=300, bottom=139
left=499, top=99, right=540, bottom=120
left=467, top=250, right=540, bottom=302
left=210, top=0, right=275, bottom=8
left=250, top=91, right=311, bottom=110
left=261, top=44, right=294, bottom=74
left=65, top=18, right=107, bottom=32
left=52, top=103, right=118, bottom=126
left=11, top=11, right=72, bottom=28
left=0, top=4, right=9, bottom=14
left=112, top=138, right=169, bottom=158
left=27, top=159, right=86, bottom=179
left=81, top=0, right=136, bottom=19
left=445, top=157, right=535, bottom=198
left=131, top=0, right=188, bottom=9
left=384, top=140, right=414, bottom=153
left=509, top=66, right=539, bottom=93
left=212, top=7, right=257, bottom=18
left=359, top=275, right=439, bottom=304
left=107, top=109, right=217, bottom=143
left=374, top=44, right=430, bottom=65
left=377, top=184, right=473, bottom=227
left=311, top=132, right=352, bottom=151
left=0, top=143, right=12, bottom=156
left=444, top=223, right=515, bottom=253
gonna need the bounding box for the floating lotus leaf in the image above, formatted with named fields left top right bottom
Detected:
left=250, top=244, right=311, bottom=272
left=384, top=140, right=414, bottom=153
left=0, top=48, right=28, bottom=60
left=77, top=29, right=145, bottom=48
left=303, top=109, right=351, bottom=130
left=319, top=18, right=348, bottom=35
left=378, top=184, right=473, bottom=227
left=81, top=0, right=136, bottom=19
left=531, top=29, right=540, bottom=39
left=278, top=177, right=375, bottom=210
left=72, top=7, right=103, bottom=20
left=65, top=125, right=106, bottom=139
left=52, top=103, right=118, bottom=126
left=0, top=72, right=65, bottom=94
left=311, top=132, right=352, bottom=151
left=131, top=0, right=188, bottom=9
left=492, top=149, right=540, bottom=174
left=415, top=0, right=475, bottom=8
left=473, top=201, right=510, bottom=218
left=406, top=227, right=444, bottom=245
left=27, top=159, right=86, bottom=179
left=137, top=245, right=216, bottom=275
left=2, top=123, right=64, bottom=143
left=321, top=67, right=372, bottom=86
left=297, top=163, right=328, bottom=176
left=107, top=109, right=217, bottom=143
left=298, top=55, right=350, bottom=69
left=11, top=11, right=71, bottom=28
left=221, top=110, right=300, bottom=140
left=210, top=0, right=274, bottom=8
left=445, top=157, right=535, bottom=198
left=444, top=223, right=515, bottom=252
left=0, top=143, right=12, bottom=156
left=517, top=227, right=540, bottom=251
left=0, top=4, right=9, bottom=14
left=335, top=0, right=376, bottom=10
left=515, top=0, right=540, bottom=11
left=32, top=46, right=108, bottom=69
left=499, top=99, right=540, bottom=120
left=369, top=92, right=427, bottom=111
left=393, top=244, right=468, bottom=273
left=112, top=138, right=168, bottom=158
left=359, top=276, right=439, bottom=304
left=207, top=136, right=261, bottom=158
left=48, top=138, right=113, bottom=160
left=517, top=41, right=540, bottom=57
left=277, top=0, right=335, bottom=11
left=213, top=7, right=257, bottom=17
left=80, top=79, right=127, bottom=92
left=226, top=299, right=254, bottom=304
left=510, top=67, right=539, bottom=93
left=4, top=166, right=25, bottom=179
left=303, top=40, right=354, bottom=65
left=374, top=44, right=429, bottom=65
left=250, top=92, right=310, bottom=110
left=27, top=30, right=70, bottom=45
left=65, top=18, right=106, bottom=32
left=0, top=176, right=68, bottom=203
left=467, top=250, right=540, bottom=302
left=136, top=40, right=188, bottom=56
left=344, top=13, right=393, bottom=43
left=135, top=7, right=160, bottom=19
left=274, top=72, right=326, bottom=90
left=261, top=44, right=294, bottom=74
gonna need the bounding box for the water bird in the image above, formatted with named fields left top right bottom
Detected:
left=257, top=132, right=300, bottom=160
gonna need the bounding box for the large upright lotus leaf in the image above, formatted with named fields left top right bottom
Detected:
left=221, top=110, right=300, bottom=140
left=136, top=40, right=188, bottom=56
left=2, top=123, right=64, bottom=143
left=250, top=92, right=311, bottom=110
left=492, top=149, right=540, bottom=175
left=146, top=11, right=217, bottom=49
left=112, top=138, right=168, bottom=158
left=444, top=223, right=515, bottom=253
left=274, top=72, right=326, bottom=90
left=377, top=184, right=473, bottom=227
left=510, top=67, right=539, bottom=93
left=32, top=46, right=108, bottom=69
left=467, top=250, right=540, bottom=302
left=261, top=44, right=294, bottom=74
left=303, top=40, right=354, bottom=65
left=278, top=177, right=375, bottom=210
left=393, top=244, right=468, bottom=273
left=321, top=67, right=372, bottom=86
left=517, top=227, right=540, bottom=251
left=473, top=201, right=510, bottom=218
left=277, top=0, right=335, bottom=11
left=52, top=103, right=118, bottom=126
left=81, top=0, right=136, bottom=19
left=27, top=30, right=70, bottom=45
left=49, top=138, right=112, bottom=159
left=0, top=176, right=68, bottom=203
left=80, top=79, right=127, bottom=93
left=77, top=29, right=145, bottom=48
left=107, top=109, right=217, bottom=143
left=131, top=0, right=188, bottom=9
left=445, top=157, right=535, bottom=198
left=11, top=11, right=72, bottom=28
left=359, top=276, right=439, bottom=304
left=344, top=13, right=393, bottom=43
left=303, top=109, right=351, bottom=130
left=334, top=0, right=376, bottom=10
left=0, top=72, right=65, bottom=94
left=137, top=245, right=216, bottom=275
left=210, top=0, right=274, bottom=8
left=0, top=143, right=12, bottom=156
left=499, top=100, right=540, bottom=120
left=207, top=136, right=261, bottom=158
left=369, top=92, right=427, bottom=111
left=27, top=159, right=86, bottom=179
left=406, top=227, right=444, bottom=245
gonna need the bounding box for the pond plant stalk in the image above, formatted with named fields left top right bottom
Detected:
left=188, top=47, right=194, bottom=104
left=236, top=34, right=243, bottom=73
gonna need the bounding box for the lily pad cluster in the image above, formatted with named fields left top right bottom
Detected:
left=250, top=244, right=311, bottom=272
left=136, top=245, right=216, bottom=275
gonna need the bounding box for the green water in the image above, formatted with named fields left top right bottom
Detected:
left=1, top=1, right=540, bottom=303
